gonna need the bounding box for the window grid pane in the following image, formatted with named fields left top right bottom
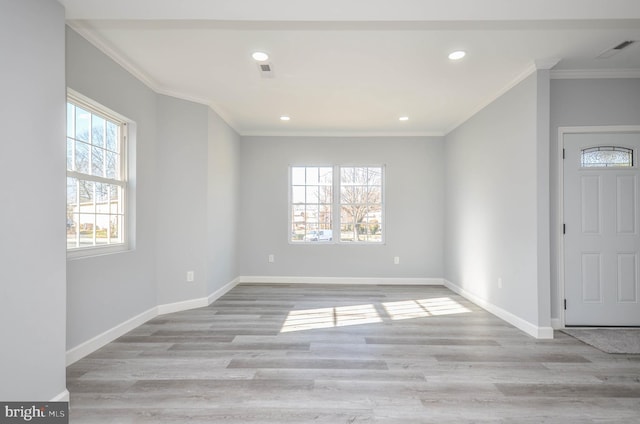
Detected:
left=67, top=102, right=122, bottom=179
left=66, top=179, right=125, bottom=249
left=291, top=166, right=333, bottom=242
left=339, top=166, right=383, bottom=243
left=290, top=165, right=383, bottom=244
left=67, top=99, right=126, bottom=251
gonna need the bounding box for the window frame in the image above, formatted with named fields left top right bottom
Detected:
left=66, top=89, right=130, bottom=259
left=289, top=165, right=335, bottom=244
left=288, top=164, right=385, bottom=245
left=338, top=165, right=385, bottom=244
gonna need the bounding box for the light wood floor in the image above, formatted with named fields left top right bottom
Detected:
left=67, top=284, right=640, bottom=423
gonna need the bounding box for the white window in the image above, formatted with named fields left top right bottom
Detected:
left=66, top=92, right=128, bottom=255
left=290, top=165, right=384, bottom=243
left=290, top=166, right=334, bottom=242
left=339, top=166, right=383, bottom=242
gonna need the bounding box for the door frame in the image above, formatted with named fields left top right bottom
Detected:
left=557, top=125, right=640, bottom=328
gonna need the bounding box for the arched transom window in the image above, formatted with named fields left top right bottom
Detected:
left=581, top=146, right=634, bottom=168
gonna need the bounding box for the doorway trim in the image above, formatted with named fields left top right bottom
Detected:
left=557, top=125, right=640, bottom=328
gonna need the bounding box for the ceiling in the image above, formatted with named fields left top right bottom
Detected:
left=60, top=0, right=640, bottom=136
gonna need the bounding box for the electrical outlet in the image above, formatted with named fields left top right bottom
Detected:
left=186, top=271, right=194, bottom=282
left=268, top=254, right=275, bottom=263
left=394, top=256, right=400, bottom=265
left=498, top=277, right=503, bottom=289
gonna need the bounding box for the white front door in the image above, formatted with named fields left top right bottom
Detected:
left=564, top=132, right=640, bottom=326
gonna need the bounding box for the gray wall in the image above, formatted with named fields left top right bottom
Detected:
left=155, top=96, right=240, bottom=303
left=207, top=109, right=241, bottom=293
left=444, top=72, right=551, bottom=328
left=0, top=0, right=67, bottom=400
left=66, top=27, right=242, bottom=352
left=66, top=27, right=159, bottom=349
left=549, top=78, right=640, bottom=320
left=238, top=136, right=444, bottom=279
left=156, top=95, right=209, bottom=304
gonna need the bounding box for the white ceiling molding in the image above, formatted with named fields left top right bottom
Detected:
left=66, top=21, right=241, bottom=133
left=550, top=69, right=640, bottom=79
left=67, top=21, right=161, bottom=92
left=534, top=58, right=561, bottom=70
left=444, top=63, right=538, bottom=135
left=155, top=87, right=240, bottom=132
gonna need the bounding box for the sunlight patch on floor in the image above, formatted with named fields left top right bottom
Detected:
left=383, top=297, right=471, bottom=320
left=280, top=297, right=471, bottom=333
left=280, top=304, right=382, bottom=332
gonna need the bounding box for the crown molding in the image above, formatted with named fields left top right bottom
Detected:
left=445, top=64, right=640, bottom=134
left=534, top=57, right=561, bottom=70
left=445, top=63, right=538, bottom=135
left=67, top=21, right=161, bottom=91
left=153, top=87, right=240, bottom=130
left=66, top=21, right=241, bottom=133
left=551, top=68, right=640, bottom=79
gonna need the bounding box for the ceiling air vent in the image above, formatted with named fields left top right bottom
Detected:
left=597, top=40, right=636, bottom=59
left=258, top=62, right=274, bottom=78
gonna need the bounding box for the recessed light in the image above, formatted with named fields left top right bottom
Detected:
left=448, top=50, right=466, bottom=60
left=252, top=51, right=269, bottom=62
left=399, top=116, right=409, bottom=121
left=280, top=116, right=291, bottom=121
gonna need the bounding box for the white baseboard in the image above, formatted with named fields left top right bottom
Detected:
left=158, top=278, right=241, bottom=315
left=238, top=276, right=444, bottom=285
left=51, top=389, right=70, bottom=402
left=66, top=306, right=157, bottom=366
left=208, top=277, right=240, bottom=304
left=66, top=277, right=240, bottom=366
left=444, top=279, right=554, bottom=339
left=551, top=318, right=564, bottom=330
left=535, top=326, right=555, bottom=339
left=157, top=297, right=209, bottom=315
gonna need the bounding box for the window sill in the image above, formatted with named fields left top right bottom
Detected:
left=288, top=241, right=386, bottom=246
left=67, top=244, right=130, bottom=260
